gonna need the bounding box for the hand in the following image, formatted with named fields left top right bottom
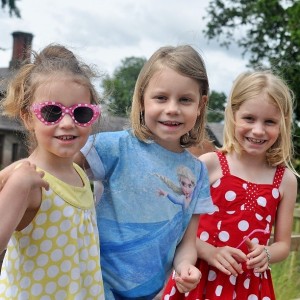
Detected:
left=245, top=238, right=270, bottom=272
left=173, top=263, right=201, bottom=294
left=206, top=246, right=247, bottom=276
left=12, top=161, right=49, bottom=191
left=157, top=189, right=167, bottom=197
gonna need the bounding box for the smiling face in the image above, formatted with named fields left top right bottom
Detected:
left=234, top=93, right=281, bottom=158
left=27, top=74, right=93, bottom=161
left=143, top=67, right=202, bottom=152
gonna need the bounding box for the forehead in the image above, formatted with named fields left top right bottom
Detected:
left=237, top=94, right=280, bottom=117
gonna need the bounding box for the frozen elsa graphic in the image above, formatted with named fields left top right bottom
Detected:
left=157, top=166, right=196, bottom=209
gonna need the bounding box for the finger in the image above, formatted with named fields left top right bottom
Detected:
left=216, top=256, right=240, bottom=276
left=42, top=180, right=50, bottom=190
left=244, top=238, right=254, bottom=251
left=254, top=261, right=269, bottom=273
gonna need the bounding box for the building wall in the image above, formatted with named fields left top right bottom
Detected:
left=0, top=130, right=27, bottom=168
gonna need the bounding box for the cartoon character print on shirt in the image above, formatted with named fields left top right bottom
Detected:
left=156, top=165, right=196, bottom=210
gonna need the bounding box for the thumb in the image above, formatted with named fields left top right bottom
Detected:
left=244, top=237, right=254, bottom=251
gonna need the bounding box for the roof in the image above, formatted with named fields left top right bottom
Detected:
left=207, top=122, right=223, bottom=146
left=0, top=115, right=25, bottom=131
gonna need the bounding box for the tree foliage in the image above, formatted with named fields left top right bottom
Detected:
left=1, top=0, right=20, bottom=17
left=207, top=91, right=226, bottom=123
left=204, top=0, right=300, bottom=121
left=102, top=56, right=146, bottom=116
left=204, top=0, right=300, bottom=194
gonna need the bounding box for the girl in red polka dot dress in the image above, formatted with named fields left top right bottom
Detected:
left=163, top=70, right=299, bottom=300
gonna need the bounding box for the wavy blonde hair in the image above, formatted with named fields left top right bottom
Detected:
left=222, top=70, right=298, bottom=175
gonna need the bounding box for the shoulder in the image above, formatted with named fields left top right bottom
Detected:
left=198, top=151, right=223, bottom=185
left=198, top=151, right=219, bottom=171
left=91, top=130, right=131, bottom=149
left=95, top=129, right=128, bottom=141
left=281, top=167, right=298, bottom=192
left=277, top=167, right=298, bottom=207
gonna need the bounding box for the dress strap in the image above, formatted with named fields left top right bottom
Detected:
left=216, top=151, right=230, bottom=176
left=272, top=166, right=286, bottom=188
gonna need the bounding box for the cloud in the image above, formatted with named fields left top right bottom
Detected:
left=0, top=0, right=248, bottom=95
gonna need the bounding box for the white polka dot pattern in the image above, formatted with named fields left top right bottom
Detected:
left=163, top=152, right=286, bottom=299
left=0, top=165, right=104, bottom=299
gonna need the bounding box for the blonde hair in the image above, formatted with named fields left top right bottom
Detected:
left=222, top=70, right=297, bottom=174
left=130, top=45, right=209, bottom=148
left=1, top=44, right=100, bottom=151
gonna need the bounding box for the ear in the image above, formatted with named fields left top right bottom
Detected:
left=20, top=110, right=34, bottom=130
left=198, top=95, right=208, bottom=116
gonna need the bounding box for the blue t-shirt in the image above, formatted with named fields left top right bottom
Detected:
left=81, top=130, right=214, bottom=300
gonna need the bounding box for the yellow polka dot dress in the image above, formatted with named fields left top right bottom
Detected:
left=0, top=164, right=104, bottom=300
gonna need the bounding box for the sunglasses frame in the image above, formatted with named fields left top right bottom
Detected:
left=30, top=101, right=100, bottom=127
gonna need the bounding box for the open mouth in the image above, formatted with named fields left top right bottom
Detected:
left=55, top=135, right=76, bottom=141
left=160, top=121, right=182, bottom=127
left=246, top=137, right=265, bottom=144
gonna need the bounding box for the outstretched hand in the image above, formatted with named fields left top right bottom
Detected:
left=173, top=263, right=201, bottom=294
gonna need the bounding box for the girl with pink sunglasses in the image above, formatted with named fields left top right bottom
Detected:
left=0, top=44, right=104, bottom=299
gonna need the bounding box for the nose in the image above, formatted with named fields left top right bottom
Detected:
left=59, top=113, right=75, bottom=128
left=252, top=122, right=265, bottom=135
left=166, top=99, right=180, bottom=114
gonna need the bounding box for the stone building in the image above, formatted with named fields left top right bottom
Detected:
left=0, top=31, right=33, bottom=168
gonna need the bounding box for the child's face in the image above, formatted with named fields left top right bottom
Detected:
left=234, top=93, right=281, bottom=157
left=143, top=67, right=202, bottom=152
left=30, top=75, right=94, bottom=160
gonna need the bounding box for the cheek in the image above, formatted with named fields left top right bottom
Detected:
left=79, top=127, right=93, bottom=140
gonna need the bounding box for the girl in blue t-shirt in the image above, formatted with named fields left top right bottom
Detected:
left=75, top=45, right=215, bottom=299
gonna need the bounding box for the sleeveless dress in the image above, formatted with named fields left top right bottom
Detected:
left=0, top=164, right=104, bottom=300
left=163, top=151, right=285, bottom=300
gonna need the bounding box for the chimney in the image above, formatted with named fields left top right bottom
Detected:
left=9, top=31, right=33, bottom=69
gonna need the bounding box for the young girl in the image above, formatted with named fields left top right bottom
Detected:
left=75, top=45, right=215, bottom=299
left=0, top=44, right=105, bottom=299
left=163, top=70, right=299, bottom=299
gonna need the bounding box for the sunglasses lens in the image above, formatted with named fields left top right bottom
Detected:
left=41, top=105, right=62, bottom=122
left=74, top=107, right=94, bottom=124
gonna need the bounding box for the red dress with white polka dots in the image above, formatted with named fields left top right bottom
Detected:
left=163, top=151, right=285, bottom=300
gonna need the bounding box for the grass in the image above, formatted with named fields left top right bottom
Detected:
left=272, top=251, right=300, bottom=300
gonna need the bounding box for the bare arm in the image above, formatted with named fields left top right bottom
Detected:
left=246, top=169, right=297, bottom=271
left=0, top=162, right=48, bottom=253
left=197, top=152, right=248, bottom=276
left=172, top=214, right=201, bottom=293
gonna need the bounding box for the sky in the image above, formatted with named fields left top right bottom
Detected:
left=0, top=0, right=250, bottom=96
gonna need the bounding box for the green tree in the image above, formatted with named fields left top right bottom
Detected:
left=102, top=56, right=146, bottom=116
left=1, top=0, right=20, bottom=17
left=207, top=91, right=226, bottom=122
left=204, top=0, right=300, bottom=122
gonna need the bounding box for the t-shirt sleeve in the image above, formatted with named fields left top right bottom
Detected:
left=80, top=134, right=105, bottom=181
left=193, top=162, right=215, bottom=215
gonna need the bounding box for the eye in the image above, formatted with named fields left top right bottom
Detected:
left=243, top=116, right=254, bottom=122
left=155, top=95, right=167, bottom=102
left=179, top=97, right=193, bottom=104
left=265, top=119, right=277, bottom=125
